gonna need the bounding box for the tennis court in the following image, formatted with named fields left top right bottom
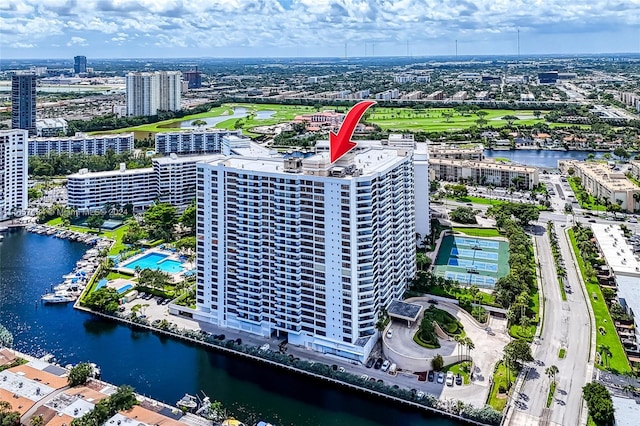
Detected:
left=433, top=234, right=510, bottom=289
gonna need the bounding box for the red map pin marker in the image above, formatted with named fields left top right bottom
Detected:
left=330, top=100, right=377, bottom=163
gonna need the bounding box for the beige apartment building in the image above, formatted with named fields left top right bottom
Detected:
left=429, top=158, right=539, bottom=189
left=560, top=160, right=640, bottom=212
left=428, top=145, right=484, bottom=161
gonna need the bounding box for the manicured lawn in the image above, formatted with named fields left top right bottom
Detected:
left=568, top=229, right=631, bottom=373
left=96, top=103, right=317, bottom=136
left=546, top=381, right=557, bottom=408
left=413, top=332, right=440, bottom=349
left=487, top=360, right=518, bottom=412
left=106, top=271, right=135, bottom=281
left=568, top=177, right=607, bottom=211
left=452, top=227, right=501, bottom=238
left=446, top=361, right=472, bottom=384
left=426, top=285, right=498, bottom=306
left=95, top=103, right=577, bottom=137
left=368, top=107, right=548, bottom=131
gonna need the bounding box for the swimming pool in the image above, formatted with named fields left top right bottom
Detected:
left=117, top=284, right=134, bottom=294
left=122, top=253, right=185, bottom=274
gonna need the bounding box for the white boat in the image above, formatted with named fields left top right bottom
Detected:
left=41, top=292, right=76, bottom=304
left=176, top=394, right=198, bottom=410
left=0, top=226, right=8, bottom=233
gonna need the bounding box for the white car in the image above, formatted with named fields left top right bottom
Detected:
left=446, top=371, right=455, bottom=387
left=437, top=372, right=445, bottom=384
left=386, top=328, right=393, bottom=339
left=381, top=360, right=391, bottom=372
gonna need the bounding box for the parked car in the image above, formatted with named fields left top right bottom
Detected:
left=386, top=329, right=393, bottom=339
left=428, top=371, right=435, bottom=382
left=374, top=358, right=383, bottom=369
left=446, top=371, right=454, bottom=386
left=437, top=372, right=445, bottom=384
left=427, top=299, right=438, bottom=305
left=365, top=358, right=375, bottom=368
left=455, top=373, right=463, bottom=386
left=381, top=360, right=391, bottom=372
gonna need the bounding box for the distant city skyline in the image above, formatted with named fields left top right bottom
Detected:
left=1, top=0, right=639, bottom=59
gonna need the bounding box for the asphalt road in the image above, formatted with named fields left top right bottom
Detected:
left=508, top=227, right=591, bottom=426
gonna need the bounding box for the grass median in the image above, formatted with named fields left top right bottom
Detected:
left=568, top=229, right=631, bottom=373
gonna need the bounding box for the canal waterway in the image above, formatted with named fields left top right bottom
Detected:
left=0, top=230, right=460, bottom=426
left=483, top=149, right=604, bottom=168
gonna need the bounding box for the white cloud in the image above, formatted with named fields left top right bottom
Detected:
left=0, top=0, right=639, bottom=56
left=67, top=36, right=88, bottom=46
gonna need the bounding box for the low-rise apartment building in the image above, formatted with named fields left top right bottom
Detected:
left=429, top=158, right=539, bottom=189
left=560, top=160, right=640, bottom=212
left=630, top=160, right=640, bottom=182
left=68, top=136, right=261, bottom=213
left=155, top=129, right=243, bottom=154
left=36, top=118, right=68, bottom=137
left=67, top=164, right=155, bottom=212
left=28, top=133, right=134, bottom=156
left=428, top=145, right=484, bottom=161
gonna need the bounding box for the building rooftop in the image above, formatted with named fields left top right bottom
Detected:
left=429, top=157, right=538, bottom=173
left=612, top=395, right=640, bottom=426
left=68, top=166, right=153, bottom=179
left=209, top=147, right=406, bottom=177
left=591, top=223, right=640, bottom=276
left=387, top=300, right=423, bottom=322
left=569, top=161, right=639, bottom=192
left=30, top=132, right=133, bottom=141
left=153, top=154, right=224, bottom=165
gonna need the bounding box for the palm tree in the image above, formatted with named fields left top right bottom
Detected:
left=598, top=344, right=612, bottom=368
left=545, top=365, right=559, bottom=384
left=30, top=415, right=44, bottom=426
left=454, top=335, right=465, bottom=362
left=464, top=337, right=474, bottom=359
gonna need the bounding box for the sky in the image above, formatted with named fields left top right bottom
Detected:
left=1, top=0, right=639, bottom=59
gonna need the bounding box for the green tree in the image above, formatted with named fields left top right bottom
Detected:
left=0, top=401, right=20, bottom=426
left=179, top=202, right=196, bottom=235
left=504, top=339, right=534, bottom=369
left=545, top=365, right=559, bottom=384
left=533, top=110, right=542, bottom=119
left=68, top=362, right=93, bottom=386
left=449, top=206, right=478, bottom=224
left=431, top=354, right=444, bottom=371
left=582, top=382, right=615, bottom=425
left=613, top=147, right=630, bottom=159
left=86, top=214, right=105, bottom=233
left=502, top=115, right=520, bottom=126
left=82, top=287, right=120, bottom=313
left=29, top=415, right=44, bottom=426
left=144, top=203, right=177, bottom=240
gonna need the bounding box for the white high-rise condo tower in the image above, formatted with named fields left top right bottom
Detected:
left=194, top=147, right=416, bottom=361
left=0, top=130, right=28, bottom=220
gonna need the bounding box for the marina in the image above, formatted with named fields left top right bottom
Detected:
left=0, top=229, right=461, bottom=426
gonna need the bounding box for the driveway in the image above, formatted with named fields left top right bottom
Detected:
left=383, top=297, right=511, bottom=407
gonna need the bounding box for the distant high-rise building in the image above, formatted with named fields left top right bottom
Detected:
left=126, top=72, right=159, bottom=117
left=194, top=148, right=416, bottom=362
left=126, top=71, right=182, bottom=116
left=0, top=130, right=28, bottom=220
left=183, top=70, right=202, bottom=89
left=74, top=56, right=87, bottom=74
left=157, top=71, right=182, bottom=112
left=538, top=71, right=559, bottom=84
left=11, top=73, right=37, bottom=136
